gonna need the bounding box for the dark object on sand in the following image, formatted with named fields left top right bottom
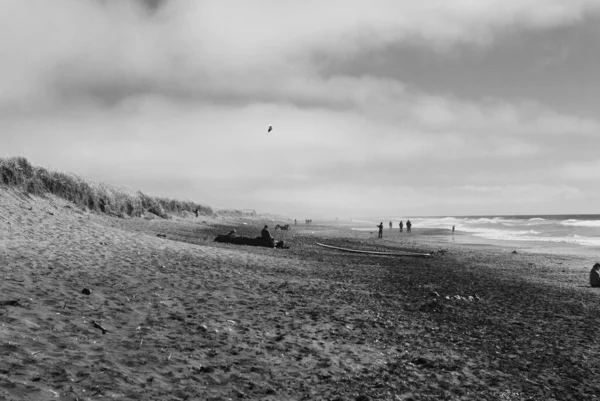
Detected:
left=214, top=231, right=288, bottom=249
left=274, top=224, right=291, bottom=230
left=316, top=242, right=431, bottom=257
left=590, top=263, right=600, bottom=287
left=512, top=250, right=518, bottom=254
left=156, top=234, right=167, bottom=238
left=91, top=320, right=109, bottom=334
left=81, top=288, right=91, bottom=295
left=0, top=300, right=21, bottom=307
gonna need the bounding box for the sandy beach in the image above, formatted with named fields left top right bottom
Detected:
left=1, top=186, right=600, bottom=400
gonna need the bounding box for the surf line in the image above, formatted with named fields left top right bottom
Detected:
left=316, top=243, right=431, bottom=257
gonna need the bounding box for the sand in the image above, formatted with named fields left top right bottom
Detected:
left=1, top=186, right=600, bottom=400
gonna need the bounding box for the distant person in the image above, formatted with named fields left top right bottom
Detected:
left=590, top=263, right=600, bottom=287
left=261, top=225, right=272, bottom=241
left=389, top=221, right=392, bottom=229
left=294, top=219, right=297, bottom=226
left=194, top=208, right=199, bottom=218
left=377, top=222, right=384, bottom=238
left=452, top=225, right=455, bottom=233
left=406, top=220, right=412, bottom=233
left=399, top=221, right=403, bottom=232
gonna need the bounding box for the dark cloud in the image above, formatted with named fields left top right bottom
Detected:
left=318, top=16, right=600, bottom=118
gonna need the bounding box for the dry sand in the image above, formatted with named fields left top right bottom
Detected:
left=1, top=186, right=600, bottom=400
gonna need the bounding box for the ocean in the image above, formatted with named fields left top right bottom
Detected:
left=350, top=215, right=600, bottom=255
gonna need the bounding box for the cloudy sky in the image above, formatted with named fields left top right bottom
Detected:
left=2, top=0, right=600, bottom=218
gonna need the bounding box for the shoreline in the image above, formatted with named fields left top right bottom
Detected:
left=1, top=188, right=600, bottom=400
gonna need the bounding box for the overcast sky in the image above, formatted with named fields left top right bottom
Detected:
left=2, top=0, right=600, bottom=218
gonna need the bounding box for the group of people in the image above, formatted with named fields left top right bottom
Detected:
left=377, top=220, right=412, bottom=238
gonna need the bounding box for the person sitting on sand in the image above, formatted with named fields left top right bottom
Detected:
left=590, top=263, right=600, bottom=287
left=261, top=225, right=273, bottom=241
left=377, top=222, right=384, bottom=238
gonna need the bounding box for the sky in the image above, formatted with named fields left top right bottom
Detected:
left=2, top=0, right=600, bottom=219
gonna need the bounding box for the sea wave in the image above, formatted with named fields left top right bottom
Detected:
left=472, top=233, right=600, bottom=247
left=560, top=219, right=600, bottom=227
left=528, top=217, right=546, bottom=222
left=460, top=227, right=540, bottom=236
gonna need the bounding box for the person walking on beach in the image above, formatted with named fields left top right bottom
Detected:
left=399, top=221, right=403, bottom=233
left=389, top=221, right=392, bottom=229
left=377, top=222, right=384, bottom=238
left=406, top=220, right=412, bottom=233
left=452, top=225, right=455, bottom=233
left=590, top=263, right=600, bottom=287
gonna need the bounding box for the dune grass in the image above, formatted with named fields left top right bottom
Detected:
left=0, top=156, right=214, bottom=218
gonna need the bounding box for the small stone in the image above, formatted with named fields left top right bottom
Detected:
left=81, top=288, right=91, bottom=295
left=512, top=250, right=518, bottom=254
left=429, top=291, right=440, bottom=297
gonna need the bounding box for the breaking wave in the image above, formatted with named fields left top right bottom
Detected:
left=561, top=219, right=600, bottom=228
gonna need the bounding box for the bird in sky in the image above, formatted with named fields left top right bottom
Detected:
left=267, top=125, right=273, bottom=134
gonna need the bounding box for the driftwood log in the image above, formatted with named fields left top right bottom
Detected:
left=214, top=232, right=288, bottom=248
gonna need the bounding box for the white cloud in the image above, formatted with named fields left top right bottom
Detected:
left=558, top=160, right=600, bottom=181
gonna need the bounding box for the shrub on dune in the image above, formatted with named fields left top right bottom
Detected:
left=0, top=156, right=214, bottom=219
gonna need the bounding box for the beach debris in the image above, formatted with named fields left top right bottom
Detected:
left=81, top=288, right=91, bottom=295
left=0, top=299, right=21, bottom=307
left=429, top=291, right=440, bottom=297
left=316, top=243, right=431, bottom=257
left=91, top=320, right=109, bottom=334
left=512, top=250, right=518, bottom=254
left=444, top=295, right=476, bottom=302
left=156, top=234, right=167, bottom=238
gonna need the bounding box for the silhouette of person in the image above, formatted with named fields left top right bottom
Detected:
left=452, top=225, right=455, bottom=233
left=377, top=222, right=384, bottom=238
left=294, top=219, right=297, bottom=226
left=261, top=225, right=272, bottom=240
left=406, top=220, right=412, bottom=233
left=399, top=221, right=403, bottom=233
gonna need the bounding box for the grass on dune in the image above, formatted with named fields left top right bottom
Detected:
left=0, top=156, right=214, bottom=219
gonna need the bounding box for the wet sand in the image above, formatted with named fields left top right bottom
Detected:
left=1, top=187, right=600, bottom=400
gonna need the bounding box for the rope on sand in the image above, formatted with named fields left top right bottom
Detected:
left=315, top=242, right=431, bottom=257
